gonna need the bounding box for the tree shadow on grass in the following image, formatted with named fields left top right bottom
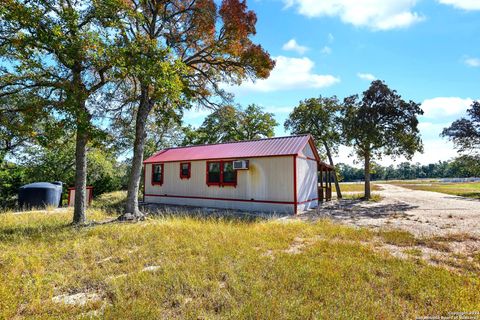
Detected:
left=297, top=199, right=419, bottom=222
left=0, top=223, right=71, bottom=243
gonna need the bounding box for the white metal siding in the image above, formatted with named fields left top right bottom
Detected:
left=144, top=156, right=295, bottom=213
left=301, top=143, right=316, bottom=159
left=152, top=197, right=294, bottom=214
left=296, top=157, right=318, bottom=212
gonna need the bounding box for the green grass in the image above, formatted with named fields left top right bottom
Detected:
left=0, top=210, right=479, bottom=319
left=333, top=182, right=380, bottom=193
left=342, top=193, right=383, bottom=202
left=391, top=181, right=480, bottom=200
left=92, top=191, right=128, bottom=214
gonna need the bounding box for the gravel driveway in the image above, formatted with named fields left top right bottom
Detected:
left=296, top=183, right=480, bottom=237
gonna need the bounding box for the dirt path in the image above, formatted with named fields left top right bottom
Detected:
left=295, top=184, right=480, bottom=237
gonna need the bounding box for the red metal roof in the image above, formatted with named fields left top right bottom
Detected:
left=144, top=135, right=318, bottom=163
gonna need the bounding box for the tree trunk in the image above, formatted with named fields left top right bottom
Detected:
left=73, top=125, right=88, bottom=224
left=324, top=142, right=342, bottom=199
left=364, top=151, right=371, bottom=200
left=122, top=88, right=151, bottom=220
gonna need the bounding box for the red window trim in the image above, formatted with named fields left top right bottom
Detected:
left=179, top=162, right=191, bottom=179
left=206, top=160, right=237, bottom=187
left=151, top=163, right=164, bottom=186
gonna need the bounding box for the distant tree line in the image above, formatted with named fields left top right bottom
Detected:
left=337, top=156, right=480, bottom=182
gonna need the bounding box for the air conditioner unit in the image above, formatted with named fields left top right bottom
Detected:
left=233, top=160, right=249, bottom=170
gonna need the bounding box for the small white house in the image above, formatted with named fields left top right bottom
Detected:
left=143, top=135, right=333, bottom=214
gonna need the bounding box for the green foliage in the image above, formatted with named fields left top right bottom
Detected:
left=184, top=104, right=278, bottom=145
left=343, top=80, right=424, bottom=161
left=111, top=106, right=186, bottom=159
left=284, top=96, right=342, bottom=155
left=0, top=95, right=54, bottom=160
left=342, top=80, right=424, bottom=198
left=0, top=0, right=127, bottom=222
left=442, top=101, right=480, bottom=154
left=338, top=158, right=480, bottom=182
left=21, top=139, right=124, bottom=197
left=0, top=0, right=120, bottom=123
left=449, top=155, right=480, bottom=177
left=0, top=135, right=126, bottom=209
left=92, top=190, right=127, bottom=214
left=0, top=162, right=27, bottom=209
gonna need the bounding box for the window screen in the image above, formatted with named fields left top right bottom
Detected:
left=222, top=161, right=236, bottom=184
left=180, top=162, right=190, bottom=179
left=207, top=162, right=221, bottom=183
left=152, top=164, right=163, bottom=184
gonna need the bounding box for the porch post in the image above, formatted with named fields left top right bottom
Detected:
left=319, top=165, right=324, bottom=202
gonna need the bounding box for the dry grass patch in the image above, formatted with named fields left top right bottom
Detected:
left=376, top=229, right=480, bottom=274
left=378, top=230, right=418, bottom=247
left=0, top=210, right=479, bottom=319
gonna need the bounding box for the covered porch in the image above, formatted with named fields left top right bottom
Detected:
left=318, top=162, right=335, bottom=202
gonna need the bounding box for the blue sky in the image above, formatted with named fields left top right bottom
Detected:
left=184, top=0, right=480, bottom=166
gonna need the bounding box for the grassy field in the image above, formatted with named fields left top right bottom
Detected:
left=333, top=182, right=380, bottom=193
left=390, top=181, right=480, bottom=199
left=0, top=209, right=479, bottom=319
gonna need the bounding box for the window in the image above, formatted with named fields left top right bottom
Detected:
left=180, top=162, right=191, bottom=179
left=207, top=162, right=221, bottom=185
left=206, top=161, right=237, bottom=186
left=151, top=164, right=164, bottom=185
left=222, top=161, right=236, bottom=184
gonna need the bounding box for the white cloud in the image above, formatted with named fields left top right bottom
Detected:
left=328, top=33, right=335, bottom=43
left=421, top=97, right=473, bottom=118
left=409, top=140, right=458, bottom=164
left=229, top=56, right=340, bottom=93
left=438, top=0, right=480, bottom=10
left=464, top=57, right=480, bottom=67
left=283, top=0, right=424, bottom=30
left=321, top=46, right=332, bottom=55
left=282, top=39, right=309, bottom=55
left=357, top=72, right=377, bottom=81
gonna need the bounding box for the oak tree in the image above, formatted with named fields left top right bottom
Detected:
left=342, top=80, right=423, bottom=199
left=284, top=97, right=343, bottom=198
left=184, top=104, right=278, bottom=145
left=117, top=0, right=275, bottom=219
left=0, top=0, right=120, bottom=223
left=442, top=101, right=480, bottom=154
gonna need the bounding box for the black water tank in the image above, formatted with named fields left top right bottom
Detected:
left=18, top=182, right=63, bottom=209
